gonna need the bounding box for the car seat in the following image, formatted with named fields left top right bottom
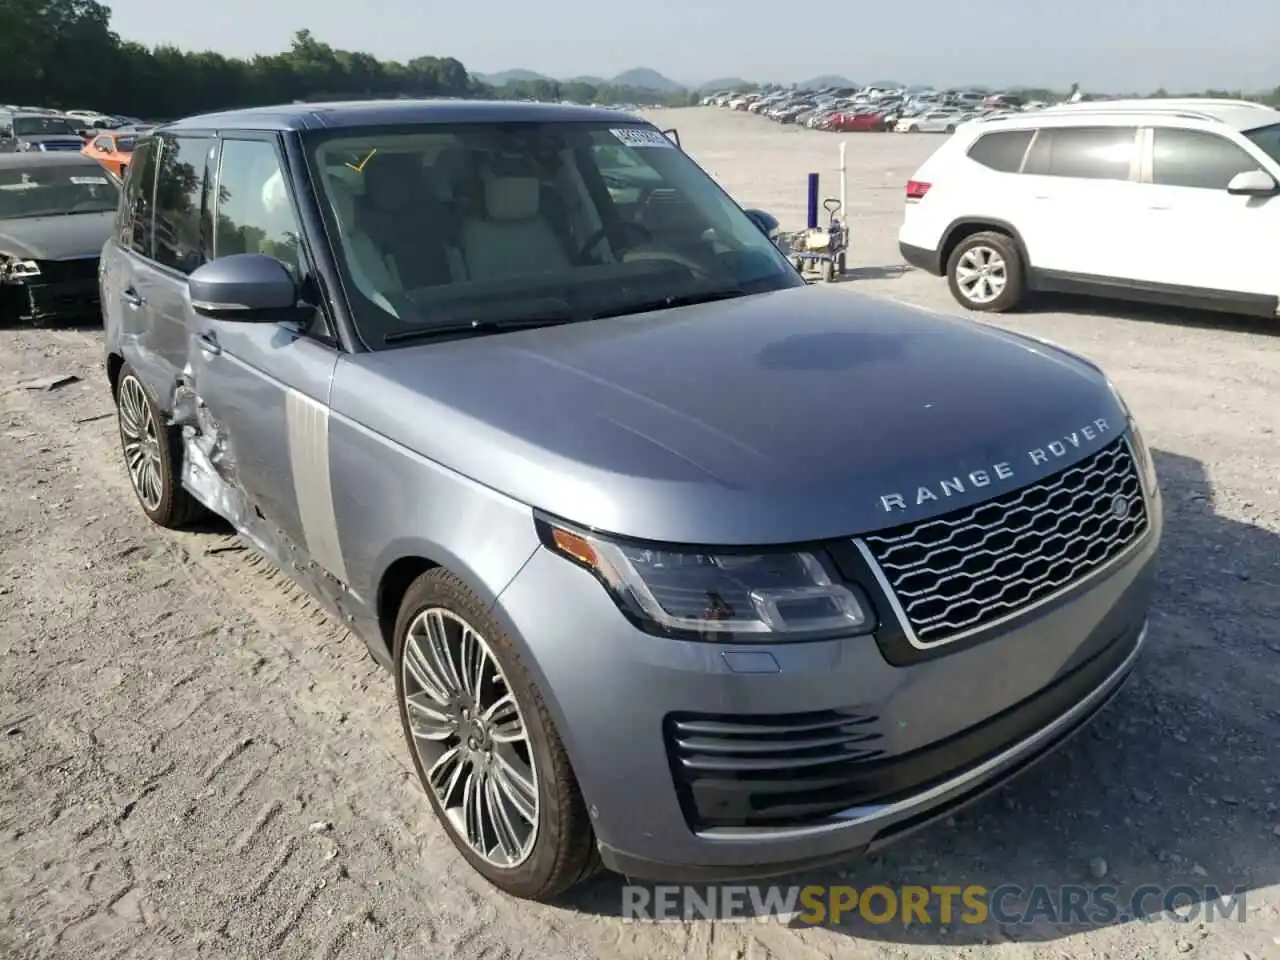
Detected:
left=356, top=151, right=459, bottom=292
left=457, top=158, right=573, bottom=280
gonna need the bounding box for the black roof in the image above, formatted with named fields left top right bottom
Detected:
left=160, top=98, right=643, bottom=134
left=0, top=153, right=104, bottom=170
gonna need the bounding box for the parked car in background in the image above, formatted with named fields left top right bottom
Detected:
left=0, top=152, right=119, bottom=323
left=0, top=112, right=89, bottom=153
left=898, top=98, right=1280, bottom=317
left=82, top=130, right=137, bottom=178
left=102, top=98, right=1160, bottom=904
left=895, top=109, right=966, bottom=133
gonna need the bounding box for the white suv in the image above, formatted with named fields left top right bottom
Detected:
left=897, top=99, right=1280, bottom=318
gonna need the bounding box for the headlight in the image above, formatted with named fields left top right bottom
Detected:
left=537, top=518, right=874, bottom=641
left=1107, top=378, right=1158, bottom=495
left=0, top=255, right=40, bottom=280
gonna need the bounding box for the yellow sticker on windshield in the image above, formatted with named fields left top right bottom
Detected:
left=344, top=148, right=377, bottom=173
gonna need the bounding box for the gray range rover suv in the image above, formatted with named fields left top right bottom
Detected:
left=100, top=100, right=1162, bottom=901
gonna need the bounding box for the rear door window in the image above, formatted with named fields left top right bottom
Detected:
left=1151, top=128, right=1262, bottom=189
left=967, top=130, right=1035, bottom=172
left=1023, top=126, right=1139, bottom=181
left=151, top=133, right=215, bottom=275
left=119, top=136, right=159, bottom=257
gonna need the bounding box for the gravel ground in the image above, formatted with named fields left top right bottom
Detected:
left=2, top=105, right=1279, bottom=960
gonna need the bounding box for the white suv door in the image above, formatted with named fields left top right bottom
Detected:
left=1016, top=124, right=1144, bottom=279
left=1128, top=125, right=1279, bottom=304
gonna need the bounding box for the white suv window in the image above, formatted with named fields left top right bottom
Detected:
left=966, top=130, right=1035, bottom=172
left=1151, top=128, right=1261, bottom=190
left=1023, top=126, right=1138, bottom=181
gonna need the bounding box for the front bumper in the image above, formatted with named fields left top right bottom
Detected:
left=496, top=483, right=1162, bottom=881
left=1, top=267, right=100, bottom=324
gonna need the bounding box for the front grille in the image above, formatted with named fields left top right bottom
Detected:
left=38, top=141, right=83, bottom=151
left=666, top=710, right=885, bottom=828
left=862, top=437, right=1148, bottom=645
left=36, top=258, right=98, bottom=283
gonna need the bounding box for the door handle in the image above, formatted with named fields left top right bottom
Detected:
left=196, top=332, right=221, bottom=355
left=1148, top=205, right=1172, bottom=211
left=122, top=287, right=144, bottom=307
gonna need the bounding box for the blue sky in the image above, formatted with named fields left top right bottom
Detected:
left=104, top=0, right=1277, bottom=93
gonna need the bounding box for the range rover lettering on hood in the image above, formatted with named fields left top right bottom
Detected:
left=878, top=417, right=1113, bottom=513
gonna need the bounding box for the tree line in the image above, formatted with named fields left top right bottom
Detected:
left=0, top=0, right=695, bottom=119
left=0, top=0, right=1273, bottom=121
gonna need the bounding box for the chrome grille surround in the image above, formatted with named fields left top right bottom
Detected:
left=857, top=437, right=1149, bottom=648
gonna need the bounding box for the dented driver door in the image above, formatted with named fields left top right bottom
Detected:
left=180, top=134, right=347, bottom=585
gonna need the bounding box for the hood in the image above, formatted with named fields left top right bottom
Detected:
left=331, top=285, right=1126, bottom=544
left=0, top=211, right=114, bottom=261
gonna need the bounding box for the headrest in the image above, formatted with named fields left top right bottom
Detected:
left=483, top=176, right=540, bottom=221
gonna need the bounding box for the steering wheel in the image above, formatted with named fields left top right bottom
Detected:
left=576, top=220, right=653, bottom=263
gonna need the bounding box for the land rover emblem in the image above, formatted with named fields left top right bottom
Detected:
left=1110, top=495, right=1130, bottom=519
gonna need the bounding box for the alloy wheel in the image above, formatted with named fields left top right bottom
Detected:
left=955, top=245, right=1008, bottom=305
left=118, top=375, right=164, bottom=512
left=401, top=608, right=540, bottom=867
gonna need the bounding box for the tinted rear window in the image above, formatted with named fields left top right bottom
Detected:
left=1023, top=126, right=1138, bottom=181
left=966, top=130, right=1034, bottom=172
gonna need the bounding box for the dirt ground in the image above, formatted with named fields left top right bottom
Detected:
left=2, top=105, right=1279, bottom=960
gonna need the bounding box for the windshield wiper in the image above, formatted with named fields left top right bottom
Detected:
left=383, top=315, right=578, bottom=345
left=589, top=286, right=748, bottom=321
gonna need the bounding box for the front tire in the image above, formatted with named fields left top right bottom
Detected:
left=114, top=364, right=205, bottom=528
left=393, top=568, right=599, bottom=901
left=945, top=231, right=1027, bottom=313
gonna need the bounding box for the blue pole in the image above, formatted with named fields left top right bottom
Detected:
left=806, top=173, right=819, bottom=229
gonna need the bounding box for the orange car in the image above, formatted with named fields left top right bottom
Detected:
left=81, top=131, right=137, bottom=178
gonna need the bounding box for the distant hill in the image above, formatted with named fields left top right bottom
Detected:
left=474, top=66, right=687, bottom=93
left=799, top=74, right=856, bottom=89
left=474, top=68, right=551, bottom=85
left=699, top=77, right=752, bottom=91
left=610, top=67, right=684, bottom=92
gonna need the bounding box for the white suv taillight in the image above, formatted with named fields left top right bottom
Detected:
left=906, top=180, right=931, bottom=201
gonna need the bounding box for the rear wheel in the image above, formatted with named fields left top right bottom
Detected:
left=945, top=124, right=956, bottom=134
left=393, top=569, right=600, bottom=901
left=945, top=231, right=1026, bottom=313
left=114, top=364, right=205, bottom=528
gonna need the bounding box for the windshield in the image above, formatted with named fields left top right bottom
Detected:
left=305, top=121, right=802, bottom=348
left=1244, top=122, right=1280, bottom=166
left=13, top=116, right=80, bottom=136
left=0, top=164, right=120, bottom=219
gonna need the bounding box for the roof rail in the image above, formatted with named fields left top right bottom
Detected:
left=1040, top=97, right=1271, bottom=112
left=977, top=107, right=1225, bottom=123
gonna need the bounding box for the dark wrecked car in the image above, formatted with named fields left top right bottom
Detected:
left=100, top=100, right=1162, bottom=902
left=0, top=153, right=119, bottom=324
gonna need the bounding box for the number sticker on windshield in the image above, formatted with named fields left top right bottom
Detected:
left=70, top=176, right=109, bottom=185
left=609, top=127, right=675, bottom=149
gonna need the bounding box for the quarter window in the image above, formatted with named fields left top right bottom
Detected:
left=119, top=136, right=159, bottom=257
left=1151, top=128, right=1261, bottom=190
left=152, top=134, right=214, bottom=275
left=966, top=130, right=1035, bottom=172
left=1023, top=126, right=1138, bottom=181
left=213, top=138, right=303, bottom=275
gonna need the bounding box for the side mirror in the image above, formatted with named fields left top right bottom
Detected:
left=743, top=207, right=779, bottom=238
left=187, top=254, right=300, bottom=320
left=1226, top=169, right=1278, bottom=197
